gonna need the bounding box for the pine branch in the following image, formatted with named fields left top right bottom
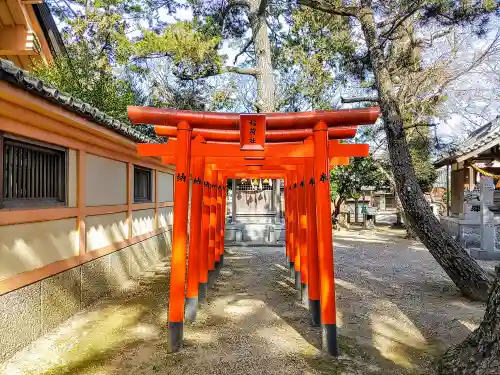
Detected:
left=176, top=66, right=260, bottom=80
left=297, top=0, right=358, bottom=17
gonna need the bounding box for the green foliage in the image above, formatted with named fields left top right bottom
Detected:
left=32, top=53, right=136, bottom=124
left=329, top=157, right=388, bottom=206
left=127, top=22, right=224, bottom=79
left=276, top=7, right=358, bottom=110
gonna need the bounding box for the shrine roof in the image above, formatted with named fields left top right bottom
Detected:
left=0, top=59, right=159, bottom=144
left=435, top=115, right=500, bottom=168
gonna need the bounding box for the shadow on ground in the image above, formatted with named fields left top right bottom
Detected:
left=0, top=229, right=492, bottom=375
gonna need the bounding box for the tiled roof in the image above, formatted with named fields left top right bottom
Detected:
left=435, top=116, right=500, bottom=166
left=0, top=59, right=159, bottom=144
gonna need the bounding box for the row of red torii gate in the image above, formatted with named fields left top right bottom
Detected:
left=128, top=106, right=380, bottom=356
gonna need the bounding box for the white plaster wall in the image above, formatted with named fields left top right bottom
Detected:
left=86, top=212, right=128, bottom=252
left=158, top=172, right=174, bottom=202
left=0, top=219, right=78, bottom=280
left=159, top=207, right=174, bottom=230
left=132, top=209, right=155, bottom=236
left=86, top=154, right=127, bottom=206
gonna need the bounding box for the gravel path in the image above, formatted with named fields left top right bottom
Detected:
left=1, top=228, right=495, bottom=375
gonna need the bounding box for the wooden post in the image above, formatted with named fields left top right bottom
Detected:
left=313, top=121, right=338, bottom=356
left=199, top=165, right=211, bottom=303
left=215, top=172, right=223, bottom=274
left=185, top=155, right=205, bottom=321
left=298, top=163, right=309, bottom=306
left=293, top=170, right=301, bottom=290
left=306, top=157, right=321, bottom=326
left=167, top=121, right=192, bottom=353
left=220, top=176, right=227, bottom=266
left=208, top=170, right=218, bottom=288
left=289, top=171, right=296, bottom=278
left=284, top=175, right=290, bottom=267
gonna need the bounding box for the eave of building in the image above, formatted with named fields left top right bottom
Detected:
left=434, top=116, right=500, bottom=168
left=0, top=0, right=53, bottom=70
left=0, top=58, right=160, bottom=144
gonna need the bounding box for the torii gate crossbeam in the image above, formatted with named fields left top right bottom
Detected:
left=128, top=106, right=379, bottom=357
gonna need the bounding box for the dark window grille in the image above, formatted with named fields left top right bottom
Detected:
left=134, top=166, right=152, bottom=202
left=1, top=134, right=67, bottom=209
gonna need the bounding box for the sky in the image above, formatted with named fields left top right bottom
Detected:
left=55, top=1, right=498, bottom=141
left=160, top=4, right=498, bottom=141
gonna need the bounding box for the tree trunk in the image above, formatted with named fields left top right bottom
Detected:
left=334, top=198, right=342, bottom=217
left=437, top=266, right=500, bottom=374
left=249, top=0, right=276, bottom=112
left=357, top=4, right=491, bottom=301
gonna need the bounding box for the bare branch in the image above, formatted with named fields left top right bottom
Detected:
left=341, top=96, right=379, bottom=104
left=176, top=66, right=260, bottom=80
left=378, top=1, right=423, bottom=47
left=403, top=123, right=437, bottom=131
left=297, top=0, right=358, bottom=17
left=257, top=0, right=268, bottom=16
left=233, top=39, right=253, bottom=64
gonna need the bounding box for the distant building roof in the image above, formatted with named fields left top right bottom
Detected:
left=435, top=116, right=500, bottom=167
left=0, top=58, right=158, bottom=144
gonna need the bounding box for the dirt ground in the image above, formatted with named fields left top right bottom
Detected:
left=1, top=227, right=496, bottom=375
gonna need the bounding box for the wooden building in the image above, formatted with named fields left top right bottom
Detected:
left=0, top=1, right=65, bottom=70
left=435, top=116, right=500, bottom=246
left=0, top=58, right=175, bottom=360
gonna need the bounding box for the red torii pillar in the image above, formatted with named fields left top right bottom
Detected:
left=208, top=170, right=218, bottom=288
left=298, top=164, right=309, bottom=306
left=314, top=121, right=338, bottom=356
left=185, top=153, right=205, bottom=321
left=305, top=157, right=321, bottom=326
left=166, top=121, right=191, bottom=352
left=199, top=165, right=212, bottom=304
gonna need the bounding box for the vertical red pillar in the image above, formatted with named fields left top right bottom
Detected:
left=220, top=176, right=227, bottom=265
left=313, top=121, right=338, bottom=356
left=185, top=155, right=205, bottom=321
left=199, top=165, right=211, bottom=303
left=298, top=163, right=309, bottom=305
left=215, top=172, right=223, bottom=273
left=208, top=169, right=218, bottom=288
left=289, top=171, right=296, bottom=278
left=167, top=121, right=191, bottom=353
left=284, top=175, right=291, bottom=267
left=306, top=157, right=321, bottom=326
left=293, top=169, right=301, bottom=291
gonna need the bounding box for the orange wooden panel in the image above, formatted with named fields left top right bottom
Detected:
left=140, top=140, right=314, bottom=158
left=240, top=114, right=266, bottom=150
left=329, top=139, right=369, bottom=157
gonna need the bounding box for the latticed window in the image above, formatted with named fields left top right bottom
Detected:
left=134, top=166, right=152, bottom=202
left=0, top=134, right=67, bottom=209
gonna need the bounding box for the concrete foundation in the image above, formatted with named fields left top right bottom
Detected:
left=0, top=230, right=171, bottom=362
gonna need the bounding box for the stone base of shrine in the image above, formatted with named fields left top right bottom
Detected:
left=468, top=248, right=500, bottom=261
left=440, top=215, right=500, bottom=249
left=224, top=220, right=285, bottom=245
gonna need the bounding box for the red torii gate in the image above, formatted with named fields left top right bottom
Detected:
left=128, top=106, right=379, bottom=356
